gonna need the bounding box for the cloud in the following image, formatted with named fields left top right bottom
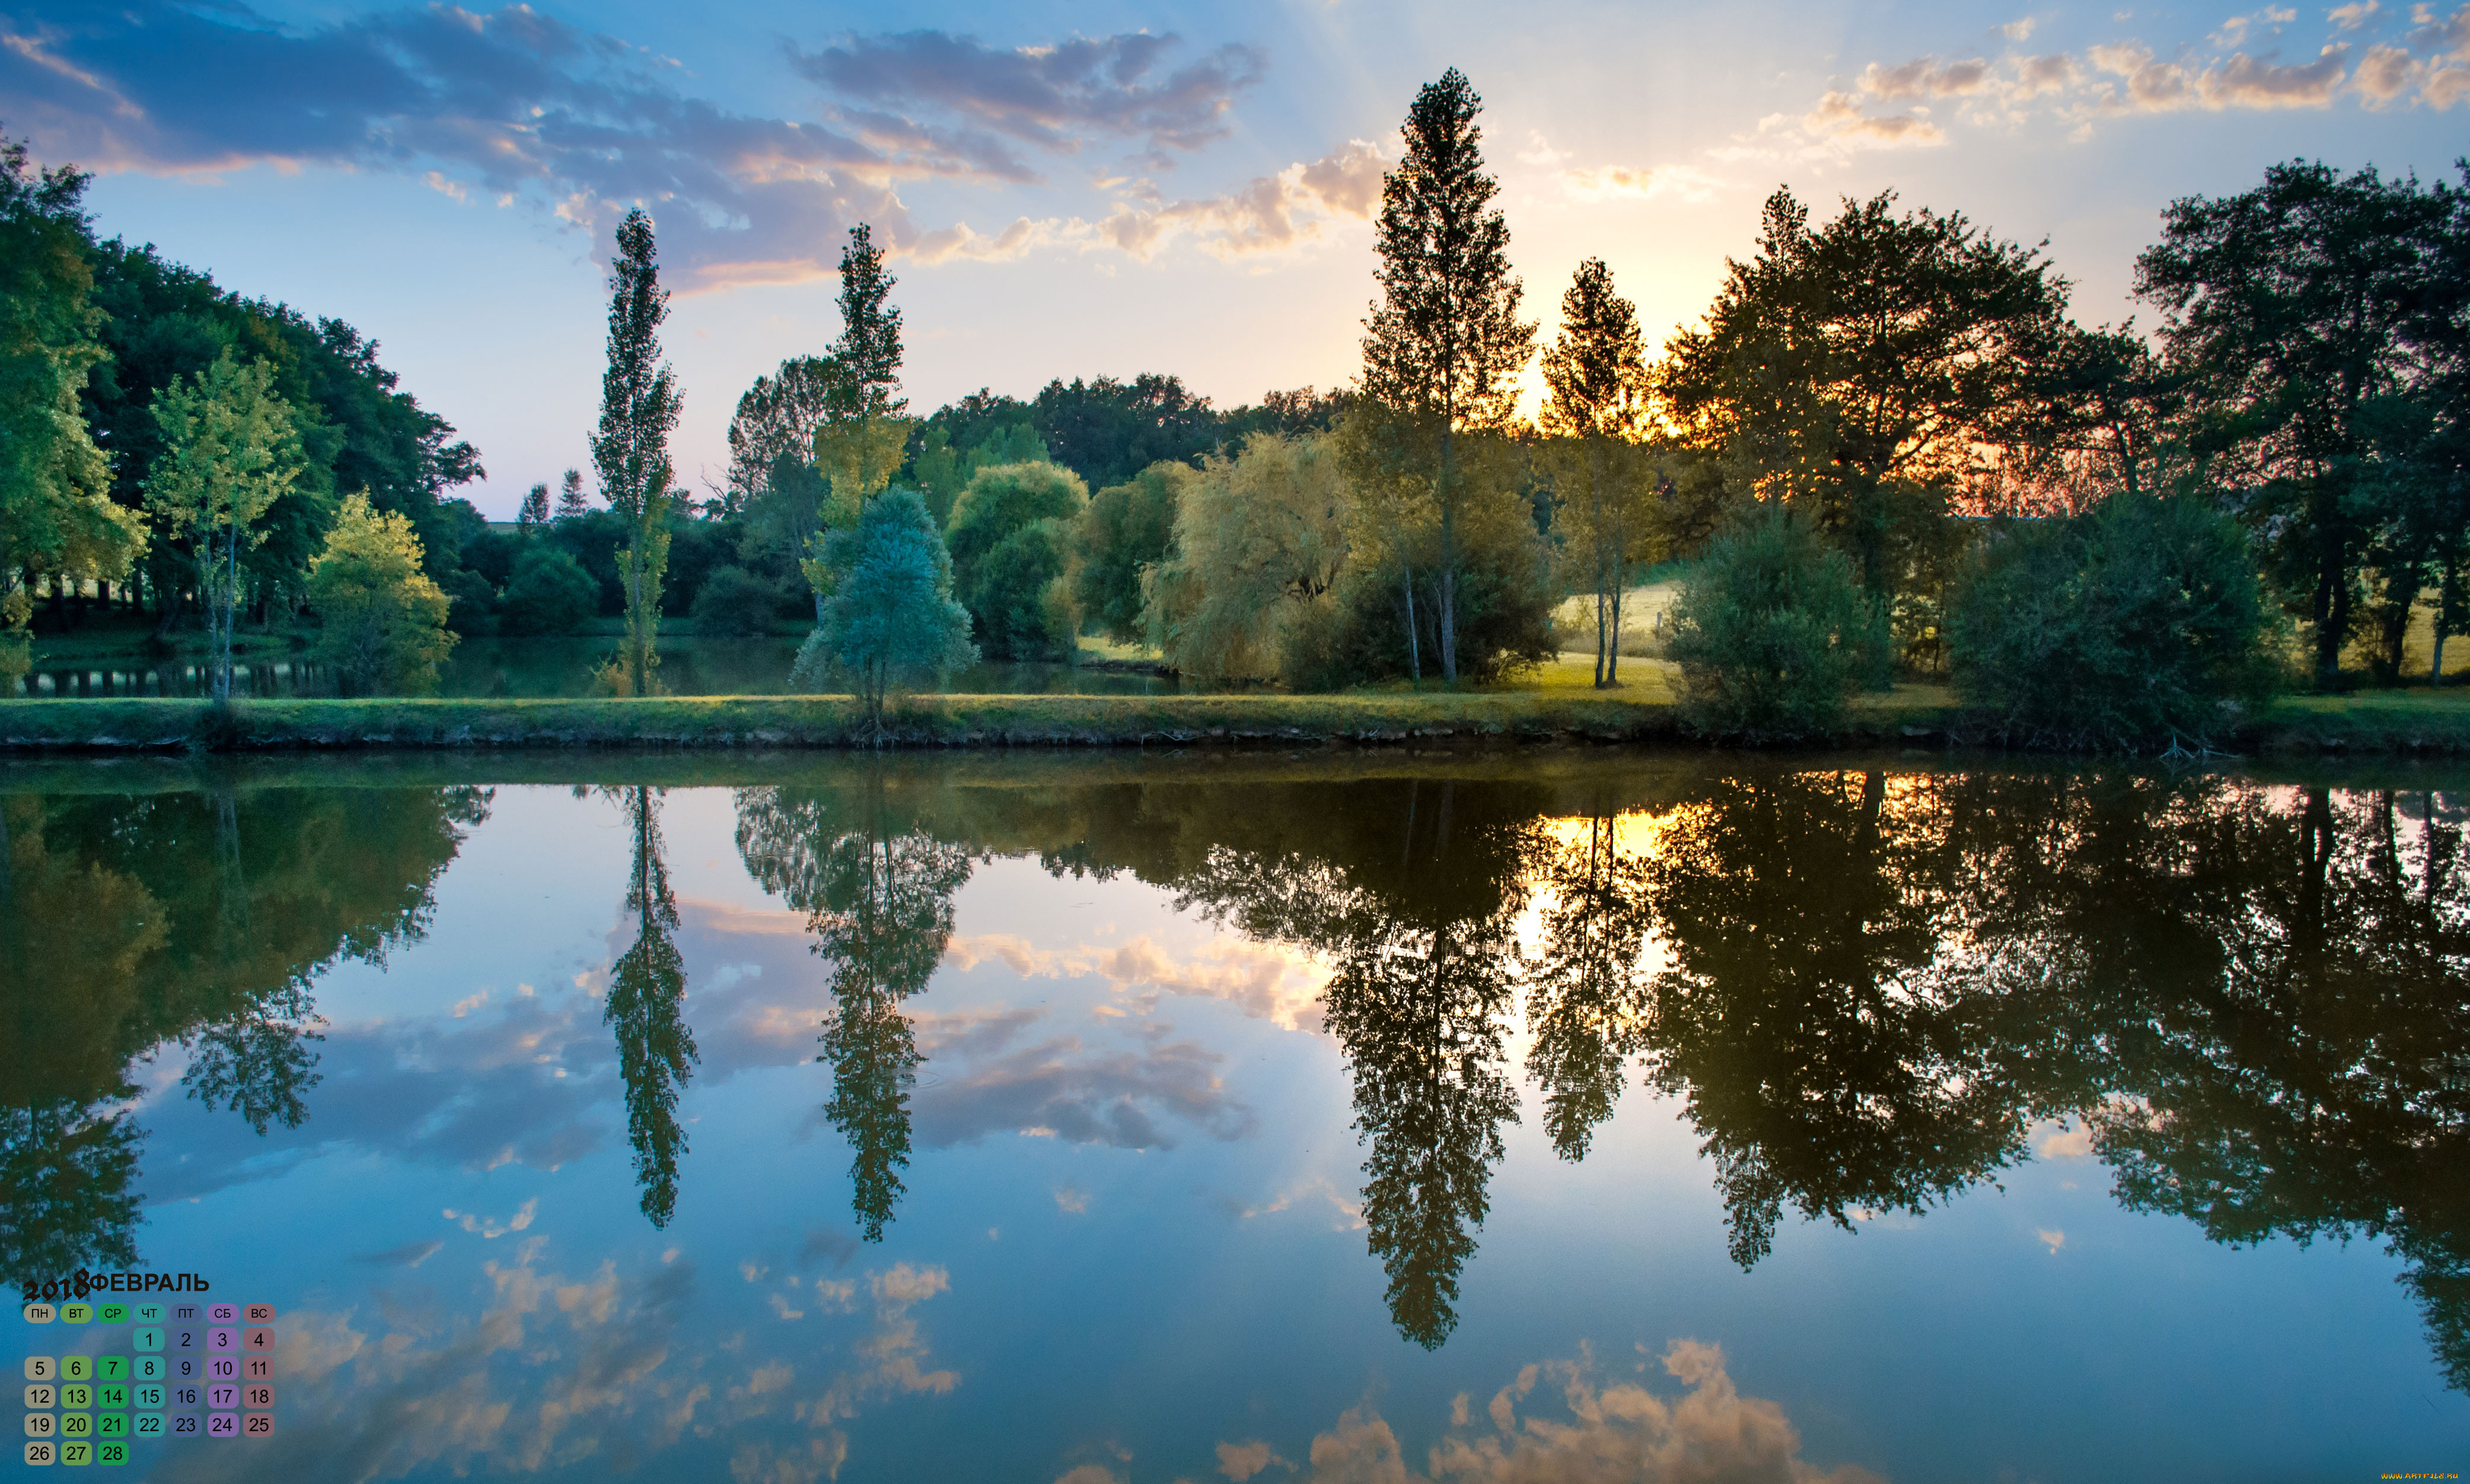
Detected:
left=354, top=1238, right=446, bottom=1268
left=1800, top=91, right=1948, bottom=146
left=2328, top=1, right=2385, bottom=28
left=942, top=928, right=1334, bottom=1030
left=789, top=30, right=1266, bottom=168
left=2035, top=1121, right=2093, bottom=1159
left=2036, top=1227, right=2067, bottom=1253
left=1859, top=55, right=1996, bottom=98
left=1053, top=1185, right=1089, bottom=1213
left=1557, top=162, right=1726, bottom=203
left=1283, top=1341, right=1882, bottom=1484
left=901, top=1006, right=1259, bottom=1149
left=2001, top=18, right=2039, bottom=40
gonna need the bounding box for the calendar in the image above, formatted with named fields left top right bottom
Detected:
left=20, top=1300, right=275, bottom=1467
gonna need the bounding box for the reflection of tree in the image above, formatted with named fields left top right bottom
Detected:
left=737, top=779, right=972, bottom=1242
left=604, top=786, right=696, bottom=1229
left=0, top=783, right=486, bottom=1283
left=1522, top=814, right=1654, bottom=1160
left=1640, top=771, right=2038, bottom=1267
left=1179, top=780, right=1534, bottom=1348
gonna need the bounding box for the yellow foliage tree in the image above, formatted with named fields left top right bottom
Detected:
left=306, top=492, right=454, bottom=694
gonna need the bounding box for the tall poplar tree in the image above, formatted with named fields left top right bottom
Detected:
left=1540, top=257, right=1651, bottom=687
left=805, top=224, right=914, bottom=607
left=1359, top=68, right=1535, bottom=684
left=591, top=209, right=681, bottom=696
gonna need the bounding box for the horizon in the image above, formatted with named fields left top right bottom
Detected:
left=5, top=0, right=2465, bottom=515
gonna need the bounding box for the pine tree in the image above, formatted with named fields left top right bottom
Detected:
left=1540, top=258, right=1650, bottom=687
left=590, top=209, right=682, bottom=695
left=554, top=467, right=587, bottom=521
left=1359, top=68, right=1535, bottom=684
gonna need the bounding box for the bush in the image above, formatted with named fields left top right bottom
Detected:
left=690, top=565, right=785, bottom=637
left=497, top=546, right=599, bottom=636
left=1275, top=545, right=1558, bottom=692
left=435, top=567, right=496, bottom=637
left=1665, top=504, right=1883, bottom=740
left=946, top=461, right=1087, bottom=661
left=307, top=493, right=456, bottom=694
left=1949, top=492, right=2274, bottom=747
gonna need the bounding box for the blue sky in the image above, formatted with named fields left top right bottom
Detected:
left=3, top=0, right=2465, bottom=515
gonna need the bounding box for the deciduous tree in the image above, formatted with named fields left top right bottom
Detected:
left=1539, top=257, right=1652, bottom=687
left=306, top=492, right=455, bottom=694
left=590, top=209, right=682, bottom=697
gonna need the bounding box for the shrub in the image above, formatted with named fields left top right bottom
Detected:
left=690, top=564, right=785, bottom=637
left=1665, top=504, right=1883, bottom=740
left=498, top=546, right=598, bottom=636
left=1948, top=492, right=2273, bottom=748
left=435, top=567, right=497, bottom=637
left=307, top=493, right=455, bottom=694
left=946, top=461, right=1087, bottom=661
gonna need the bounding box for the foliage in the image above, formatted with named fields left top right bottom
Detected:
left=1144, top=433, right=1351, bottom=680
left=2134, top=161, right=2470, bottom=685
left=1070, top=460, right=1190, bottom=644
left=1358, top=67, right=1537, bottom=683
left=144, top=349, right=310, bottom=700
left=590, top=208, right=682, bottom=697
left=799, top=487, right=977, bottom=728
left=1665, top=503, right=1883, bottom=740
left=1539, top=257, right=1652, bottom=687
left=0, top=135, right=144, bottom=634
left=604, top=786, right=694, bottom=1227
left=1949, top=493, right=2274, bottom=746
left=1032, top=373, right=1220, bottom=489
left=496, top=545, right=599, bottom=636
left=724, top=355, right=842, bottom=514
left=305, top=492, right=454, bottom=694
left=1659, top=186, right=2073, bottom=612
left=945, top=461, right=1088, bottom=662
left=690, top=564, right=788, bottom=637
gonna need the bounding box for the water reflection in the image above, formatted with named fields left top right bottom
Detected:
left=604, top=785, right=697, bottom=1228
left=0, top=781, right=487, bottom=1282
left=737, top=774, right=973, bottom=1241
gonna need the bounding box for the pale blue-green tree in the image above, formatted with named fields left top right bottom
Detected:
left=791, top=487, right=977, bottom=732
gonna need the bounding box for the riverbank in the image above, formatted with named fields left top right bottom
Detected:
left=8, top=687, right=2470, bottom=754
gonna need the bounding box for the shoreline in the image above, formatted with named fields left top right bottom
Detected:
left=7, top=691, right=2470, bottom=755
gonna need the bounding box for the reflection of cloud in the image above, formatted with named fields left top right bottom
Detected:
left=2036, top=1228, right=2066, bottom=1254
left=1054, top=1185, right=1090, bottom=1214
left=444, top=1197, right=538, bottom=1239
left=2035, top=1121, right=2093, bottom=1159
left=1279, top=1342, right=1878, bottom=1483
left=1218, top=1438, right=1289, bottom=1480
left=904, top=1008, right=1258, bottom=1150
left=353, top=1239, right=444, bottom=1268
left=944, top=931, right=1331, bottom=1032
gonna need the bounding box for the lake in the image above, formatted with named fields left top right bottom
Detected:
left=4, top=751, right=2464, bottom=1480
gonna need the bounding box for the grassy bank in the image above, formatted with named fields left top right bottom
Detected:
left=0, top=689, right=1977, bottom=752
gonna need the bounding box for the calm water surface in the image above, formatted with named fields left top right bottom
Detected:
left=4, top=753, right=2465, bottom=1481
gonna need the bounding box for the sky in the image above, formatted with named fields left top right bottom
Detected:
left=2, top=0, right=2466, bottom=517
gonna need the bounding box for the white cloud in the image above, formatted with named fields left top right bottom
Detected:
left=1558, top=162, right=1728, bottom=203
left=1218, top=1439, right=1289, bottom=1480
left=2002, top=17, right=2040, bottom=40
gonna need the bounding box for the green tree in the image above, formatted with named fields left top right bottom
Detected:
left=1357, top=68, right=1537, bottom=684
left=1539, top=257, right=1653, bottom=687
left=795, top=487, right=977, bottom=729
left=1949, top=492, right=2275, bottom=747
left=0, top=134, right=145, bottom=681
left=725, top=354, right=843, bottom=515
left=945, top=461, right=1088, bottom=661
left=144, top=349, right=310, bottom=701
left=1070, top=460, right=1191, bottom=644
left=305, top=492, right=455, bottom=694
left=1142, top=433, right=1350, bottom=681
left=2134, top=161, right=2468, bottom=686
left=1523, top=812, right=1655, bottom=1160
left=800, top=225, right=916, bottom=607
left=590, top=209, right=683, bottom=697
left=496, top=545, right=597, bottom=636
left=1665, top=503, right=1882, bottom=741
left=1659, top=187, right=2073, bottom=638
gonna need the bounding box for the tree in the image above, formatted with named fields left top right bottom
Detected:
left=1665, top=502, right=1883, bottom=741
left=725, top=354, right=844, bottom=513
left=2135, top=161, right=2470, bottom=686
left=553, top=467, right=588, bottom=521
left=1031, top=373, right=1220, bottom=489
left=497, top=545, right=597, bottom=636
left=1659, top=187, right=2073, bottom=637
left=144, top=350, right=309, bottom=701
left=517, top=481, right=549, bottom=528
left=945, top=461, right=1088, bottom=661
left=1070, top=460, right=1191, bottom=645
left=1948, top=493, right=2274, bottom=747
left=1539, top=258, right=1653, bottom=687
left=0, top=133, right=145, bottom=681
left=305, top=492, right=455, bottom=694
left=799, top=225, right=916, bottom=610
left=1142, top=433, right=1351, bottom=680
left=792, top=489, right=976, bottom=726
left=1358, top=69, right=1536, bottom=685
left=589, top=209, right=683, bottom=697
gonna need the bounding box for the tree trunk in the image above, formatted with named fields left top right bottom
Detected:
left=1437, top=425, right=1458, bottom=685
left=1606, top=573, right=1621, bottom=687
left=1401, top=570, right=1422, bottom=682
